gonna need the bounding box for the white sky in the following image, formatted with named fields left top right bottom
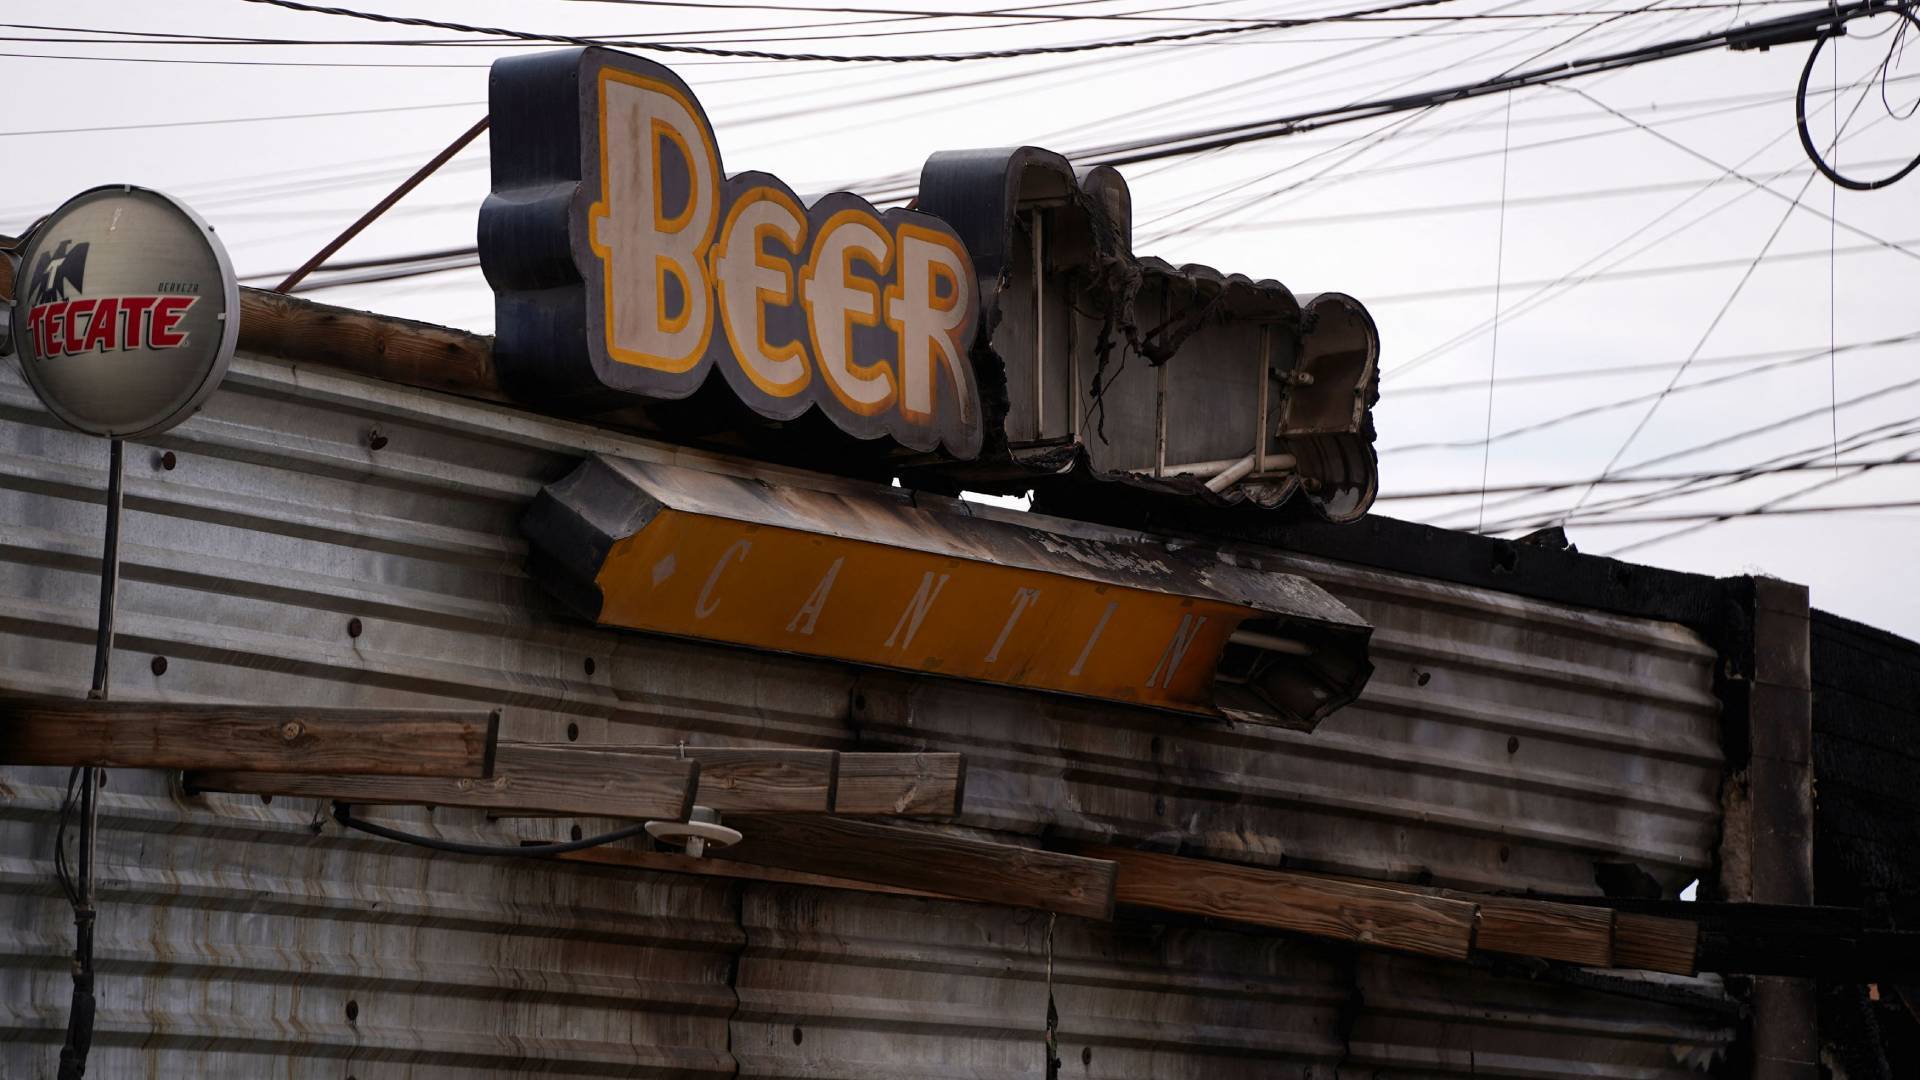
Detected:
left=8, top=0, right=1920, bottom=637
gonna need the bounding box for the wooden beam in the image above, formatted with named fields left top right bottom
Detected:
left=1083, top=844, right=1477, bottom=961
left=188, top=745, right=696, bottom=820
left=560, top=844, right=947, bottom=899
left=515, top=743, right=841, bottom=814
left=719, top=816, right=1116, bottom=921
left=1612, top=912, right=1699, bottom=975
left=236, top=288, right=505, bottom=401
left=834, top=751, right=965, bottom=816
left=0, top=695, right=496, bottom=777
left=1468, top=896, right=1614, bottom=967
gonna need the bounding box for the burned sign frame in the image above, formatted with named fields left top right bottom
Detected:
left=480, top=48, right=985, bottom=459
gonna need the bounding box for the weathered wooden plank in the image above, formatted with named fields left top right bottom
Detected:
left=1469, top=896, right=1615, bottom=967
left=189, top=745, right=696, bottom=820
left=656, top=746, right=838, bottom=814
left=236, top=288, right=506, bottom=401
left=516, top=744, right=840, bottom=813
left=1085, top=844, right=1477, bottom=960
left=562, top=844, right=945, bottom=899
left=0, top=695, right=496, bottom=777
left=1612, top=911, right=1699, bottom=975
left=833, top=751, right=965, bottom=816
left=720, top=816, right=1116, bottom=920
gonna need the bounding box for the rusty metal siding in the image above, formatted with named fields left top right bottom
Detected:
left=1, top=350, right=1723, bottom=1073
left=732, top=885, right=1732, bottom=1079
left=852, top=554, right=1721, bottom=896
left=0, top=769, right=742, bottom=1077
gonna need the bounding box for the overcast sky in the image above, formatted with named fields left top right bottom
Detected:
left=9, top=0, right=1920, bottom=637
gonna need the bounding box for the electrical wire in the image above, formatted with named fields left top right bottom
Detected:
left=1797, top=4, right=1920, bottom=186
left=1380, top=452, right=1920, bottom=499
left=1386, top=330, right=1920, bottom=454
left=1556, top=70, right=1880, bottom=521
left=331, top=803, right=658, bottom=856
left=233, top=0, right=1473, bottom=63
left=0, top=100, right=483, bottom=139
left=1390, top=327, right=1920, bottom=395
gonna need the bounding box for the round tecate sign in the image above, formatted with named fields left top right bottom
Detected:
left=11, top=185, right=237, bottom=438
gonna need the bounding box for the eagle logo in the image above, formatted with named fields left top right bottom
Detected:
left=25, top=239, right=89, bottom=308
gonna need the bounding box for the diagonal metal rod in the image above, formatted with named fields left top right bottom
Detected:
left=273, top=114, right=490, bottom=295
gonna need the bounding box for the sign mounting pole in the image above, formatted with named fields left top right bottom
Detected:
left=10, top=183, right=239, bottom=1080
left=59, top=436, right=120, bottom=1079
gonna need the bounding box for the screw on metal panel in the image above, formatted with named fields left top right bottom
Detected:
left=570, top=824, right=583, bottom=842
left=1082, top=1048, right=1092, bottom=1067
left=792, top=1026, right=803, bottom=1046
left=150, top=656, right=167, bottom=677
left=347, top=618, right=362, bottom=639
left=259, top=795, right=272, bottom=806
left=367, top=429, right=388, bottom=451
left=1507, top=736, right=1520, bottom=755
left=1153, top=796, right=1166, bottom=818
left=1415, top=670, right=1431, bottom=687
left=583, top=657, right=596, bottom=675
left=158, top=451, right=176, bottom=471
left=345, top=999, right=359, bottom=1023
left=566, top=722, right=579, bottom=742
left=1149, top=736, right=1162, bottom=760
left=1498, top=845, right=1511, bottom=863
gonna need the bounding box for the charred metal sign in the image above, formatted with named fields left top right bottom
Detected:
left=9, top=185, right=236, bottom=438
left=524, top=455, right=1373, bottom=728
left=481, top=48, right=983, bottom=458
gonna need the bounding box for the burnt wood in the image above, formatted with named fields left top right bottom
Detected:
left=0, top=695, right=497, bottom=777
left=189, top=744, right=697, bottom=820
left=720, top=816, right=1116, bottom=920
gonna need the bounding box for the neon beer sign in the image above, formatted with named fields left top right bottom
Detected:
left=482, top=49, right=983, bottom=458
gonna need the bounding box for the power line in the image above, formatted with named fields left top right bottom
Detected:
left=1558, top=497, right=1920, bottom=526
left=1468, top=418, right=1920, bottom=531
left=0, top=99, right=484, bottom=138
left=1384, top=329, right=1920, bottom=457
left=1367, top=232, right=1920, bottom=302
left=1556, top=70, right=1880, bottom=521
left=1380, top=451, right=1920, bottom=499
left=233, top=0, right=1475, bottom=63
left=1389, top=328, right=1920, bottom=395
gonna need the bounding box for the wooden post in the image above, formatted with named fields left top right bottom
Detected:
left=1720, top=577, right=1817, bottom=1079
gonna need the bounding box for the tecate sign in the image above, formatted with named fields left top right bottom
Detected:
left=481, top=48, right=984, bottom=459
left=10, top=185, right=237, bottom=439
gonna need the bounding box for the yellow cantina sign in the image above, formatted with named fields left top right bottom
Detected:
left=482, top=48, right=985, bottom=458
left=520, top=456, right=1328, bottom=716
left=595, top=511, right=1251, bottom=712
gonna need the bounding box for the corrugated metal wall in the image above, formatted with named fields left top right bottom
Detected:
left=0, top=352, right=1730, bottom=1074
left=732, top=885, right=1734, bottom=1079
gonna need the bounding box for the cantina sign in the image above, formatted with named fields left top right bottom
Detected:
left=481, top=48, right=983, bottom=458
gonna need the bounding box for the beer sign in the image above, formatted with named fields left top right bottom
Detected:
left=482, top=48, right=984, bottom=458
left=9, top=185, right=236, bottom=439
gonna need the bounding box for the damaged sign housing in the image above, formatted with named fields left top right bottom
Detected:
left=523, top=455, right=1373, bottom=730
left=479, top=48, right=1380, bottom=520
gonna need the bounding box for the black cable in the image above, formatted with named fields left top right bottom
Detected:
left=235, top=0, right=1466, bottom=64
left=331, top=802, right=655, bottom=856
left=1796, top=5, right=1920, bottom=188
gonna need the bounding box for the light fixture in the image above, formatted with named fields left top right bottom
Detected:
left=644, top=805, right=741, bottom=859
